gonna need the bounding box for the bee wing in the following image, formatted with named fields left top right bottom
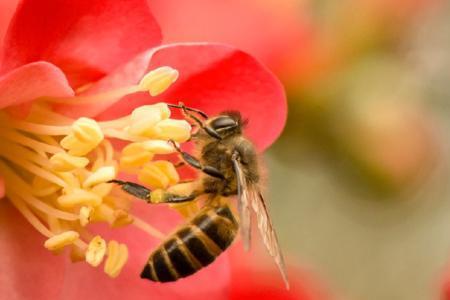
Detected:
left=250, top=188, right=290, bottom=289
left=232, top=156, right=252, bottom=251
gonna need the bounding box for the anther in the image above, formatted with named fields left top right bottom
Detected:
left=104, top=241, right=128, bottom=278
left=50, top=152, right=89, bottom=172
left=86, top=236, right=107, bottom=267
left=83, top=166, right=117, bottom=188
left=140, top=140, right=177, bottom=154
left=120, top=143, right=154, bottom=169
left=44, top=231, right=80, bottom=251
left=58, top=188, right=102, bottom=208
left=79, top=206, right=93, bottom=226
left=138, top=161, right=179, bottom=189
left=61, top=117, right=104, bottom=156
left=153, top=119, right=191, bottom=142
left=128, top=103, right=171, bottom=137
left=138, top=67, right=179, bottom=96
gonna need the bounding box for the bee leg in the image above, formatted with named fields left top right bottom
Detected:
left=169, top=102, right=222, bottom=140
left=109, top=180, right=199, bottom=204
left=108, top=180, right=151, bottom=200
left=168, top=102, right=209, bottom=119
left=168, top=140, right=225, bottom=180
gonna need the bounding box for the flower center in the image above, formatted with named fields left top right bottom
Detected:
left=0, top=66, right=194, bottom=277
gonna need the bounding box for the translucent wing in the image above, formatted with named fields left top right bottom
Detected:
left=232, top=153, right=289, bottom=288
left=232, top=156, right=252, bottom=251
left=250, top=189, right=289, bottom=289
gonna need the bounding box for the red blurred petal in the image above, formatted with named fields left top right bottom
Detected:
left=0, top=61, right=74, bottom=109
left=0, top=0, right=19, bottom=46
left=59, top=43, right=286, bottom=151
left=1, top=0, right=162, bottom=88
left=0, top=201, right=66, bottom=299
left=60, top=202, right=230, bottom=300
left=0, top=176, right=4, bottom=199
left=229, top=248, right=332, bottom=300
left=148, top=0, right=312, bottom=76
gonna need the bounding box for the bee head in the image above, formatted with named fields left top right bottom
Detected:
left=208, top=111, right=246, bottom=138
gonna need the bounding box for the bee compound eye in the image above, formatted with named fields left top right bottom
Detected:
left=210, top=116, right=237, bottom=130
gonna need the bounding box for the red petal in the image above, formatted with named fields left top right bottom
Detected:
left=62, top=44, right=287, bottom=151
left=0, top=201, right=66, bottom=299
left=0, top=0, right=19, bottom=46
left=1, top=0, right=162, bottom=88
left=148, top=0, right=314, bottom=82
left=0, top=61, right=74, bottom=109
left=0, top=176, right=4, bottom=199
left=229, top=247, right=333, bottom=300
left=60, top=202, right=230, bottom=300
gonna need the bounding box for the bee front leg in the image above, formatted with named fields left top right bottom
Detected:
left=168, top=140, right=225, bottom=180
left=168, top=102, right=222, bottom=140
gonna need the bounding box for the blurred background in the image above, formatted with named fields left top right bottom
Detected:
left=2, top=0, right=450, bottom=299
left=147, top=1, right=450, bottom=299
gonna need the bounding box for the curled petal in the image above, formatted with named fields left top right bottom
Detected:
left=1, top=0, right=162, bottom=87
left=61, top=43, right=287, bottom=151
left=0, top=201, right=66, bottom=299
left=0, top=61, right=74, bottom=109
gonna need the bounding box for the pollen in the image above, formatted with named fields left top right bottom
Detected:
left=0, top=65, right=188, bottom=279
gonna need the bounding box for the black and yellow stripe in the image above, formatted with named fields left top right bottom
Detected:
left=140, top=204, right=238, bottom=282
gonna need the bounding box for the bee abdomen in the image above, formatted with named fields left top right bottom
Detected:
left=141, top=204, right=238, bottom=282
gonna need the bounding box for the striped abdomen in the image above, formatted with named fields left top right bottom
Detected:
left=140, top=204, right=238, bottom=282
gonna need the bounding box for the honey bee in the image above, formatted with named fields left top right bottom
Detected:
left=110, top=103, right=288, bottom=287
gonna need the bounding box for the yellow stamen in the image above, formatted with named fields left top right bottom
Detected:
left=120, top=143, right=154, bottom=169
left=104, top=241, right=129, bottom=278
left=82, top=166, right=116, bottom=188
left=112, top=209, right=134, bottom=228
left=0, top=65, right=189, bottom=279
left=138, top=163, right=170, bottom=189
left=57, top=188, right=102, bottom=208
left=153, top=119, right=192, bottom=142
left=128, top=103, right=172, bottom=137
left=138, top=66, right=179, bottom=96
left=91, top=183, right=113, bottom=198
left=50, top=152, right=89, bottom=172
left=140, top=140, right=177, bottom=154
left=86, top=236, right=107, bottom=267
left=152, top=161, right=180, bottom=184
left=61, top=117, right=104, bottom=156
left=79, top=206, right=93, bottom=226
left=44, top=231, right=80, bottom=251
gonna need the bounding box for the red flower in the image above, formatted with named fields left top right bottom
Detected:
left=0, top=0, right=286, bottom=299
